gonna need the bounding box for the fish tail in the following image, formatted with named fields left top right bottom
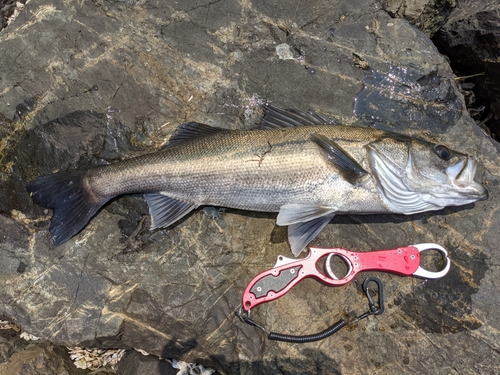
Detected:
left=26, top=170, right=108, bottom=245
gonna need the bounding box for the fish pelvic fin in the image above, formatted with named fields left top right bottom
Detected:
left=144, top=192, right=197, bottom=229
left=277, top=204, right=337, bottom=256
left=26, top=170, right=108, bottom=246
left=311, top=133, right=368, bottom=184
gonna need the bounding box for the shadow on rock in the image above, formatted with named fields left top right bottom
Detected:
left=209, top=348, right=341, bottom=375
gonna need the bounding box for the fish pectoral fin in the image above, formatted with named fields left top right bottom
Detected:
left=287, top=213, right=336, bottom=257
left=259, top=105, right=332, bottom=129
left=311, top=133, right=368, bottom=184
left=144, top=192, right=198, bottom=229
left=277, top=204, right=337, bottom=225
left=161, top=122, right=228, bottom=149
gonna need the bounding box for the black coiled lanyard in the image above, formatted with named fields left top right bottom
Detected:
left=236, top=277, right=384, bottom=343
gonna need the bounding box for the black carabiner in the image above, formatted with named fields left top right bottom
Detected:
left=363, top=277, right=384, bottom=315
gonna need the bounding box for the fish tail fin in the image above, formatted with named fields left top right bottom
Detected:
left=26, top=170, right=107, bottom=245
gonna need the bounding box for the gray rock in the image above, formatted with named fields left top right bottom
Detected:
left=0, top=0, right=499, bottom=374
left=381, top=0, right=457, bottom=37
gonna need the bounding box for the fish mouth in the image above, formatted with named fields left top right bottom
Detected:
left=446, top=156, right=488, bottom=200
left=446, top=157, right=475, bottom=186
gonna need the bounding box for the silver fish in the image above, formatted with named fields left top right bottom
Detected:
left=26, top=105, right=488, bottom=255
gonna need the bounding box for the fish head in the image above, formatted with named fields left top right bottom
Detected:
left=367, top=135, right=488, bottom=214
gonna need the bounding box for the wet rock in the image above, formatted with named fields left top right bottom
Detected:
left=0, top=0, right=499, bottom=374
left=353, top=67, right=462, bottom=132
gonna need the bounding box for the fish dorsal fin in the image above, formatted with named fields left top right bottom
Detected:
left=276, top=204, right=337, bottom=256
left=144, top=192, right=198, bottom=229
left=162, top=122, right=228, bottom=149
left=311, top=133, right=368, bottom=184
left=259, top=105, right=331, bottom=129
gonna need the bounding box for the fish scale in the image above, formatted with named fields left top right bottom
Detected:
left=88, top=126, right=377, bottom=206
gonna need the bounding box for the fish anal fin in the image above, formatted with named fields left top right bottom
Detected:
left=311, top=133, right=368, bottom=184
left=161, top=122, right=228, bottom=149
left=144, top=192, right=197, bottom=229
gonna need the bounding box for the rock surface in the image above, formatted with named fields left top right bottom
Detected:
left=0, top=0, right=499, bottom=374
left=381, top=0, right=457, bottom=37
left=117, top=350, right=176, bottom=375
left=0, top=332, right=94, bottom=375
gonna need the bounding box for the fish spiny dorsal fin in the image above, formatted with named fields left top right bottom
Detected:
left=161, top=122, right=229, bottom=149
left=311, top=133, right=368, bottom=184
left=259, top=105, right=332, bottom=129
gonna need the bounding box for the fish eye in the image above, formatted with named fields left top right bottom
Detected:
left=434, top=145, right=450, bottom=160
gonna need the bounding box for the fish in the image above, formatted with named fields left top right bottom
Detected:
left=26, top=105, right=488, bottom=255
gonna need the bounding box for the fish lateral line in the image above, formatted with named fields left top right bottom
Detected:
left=246, top=141, right=273, bottom=167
